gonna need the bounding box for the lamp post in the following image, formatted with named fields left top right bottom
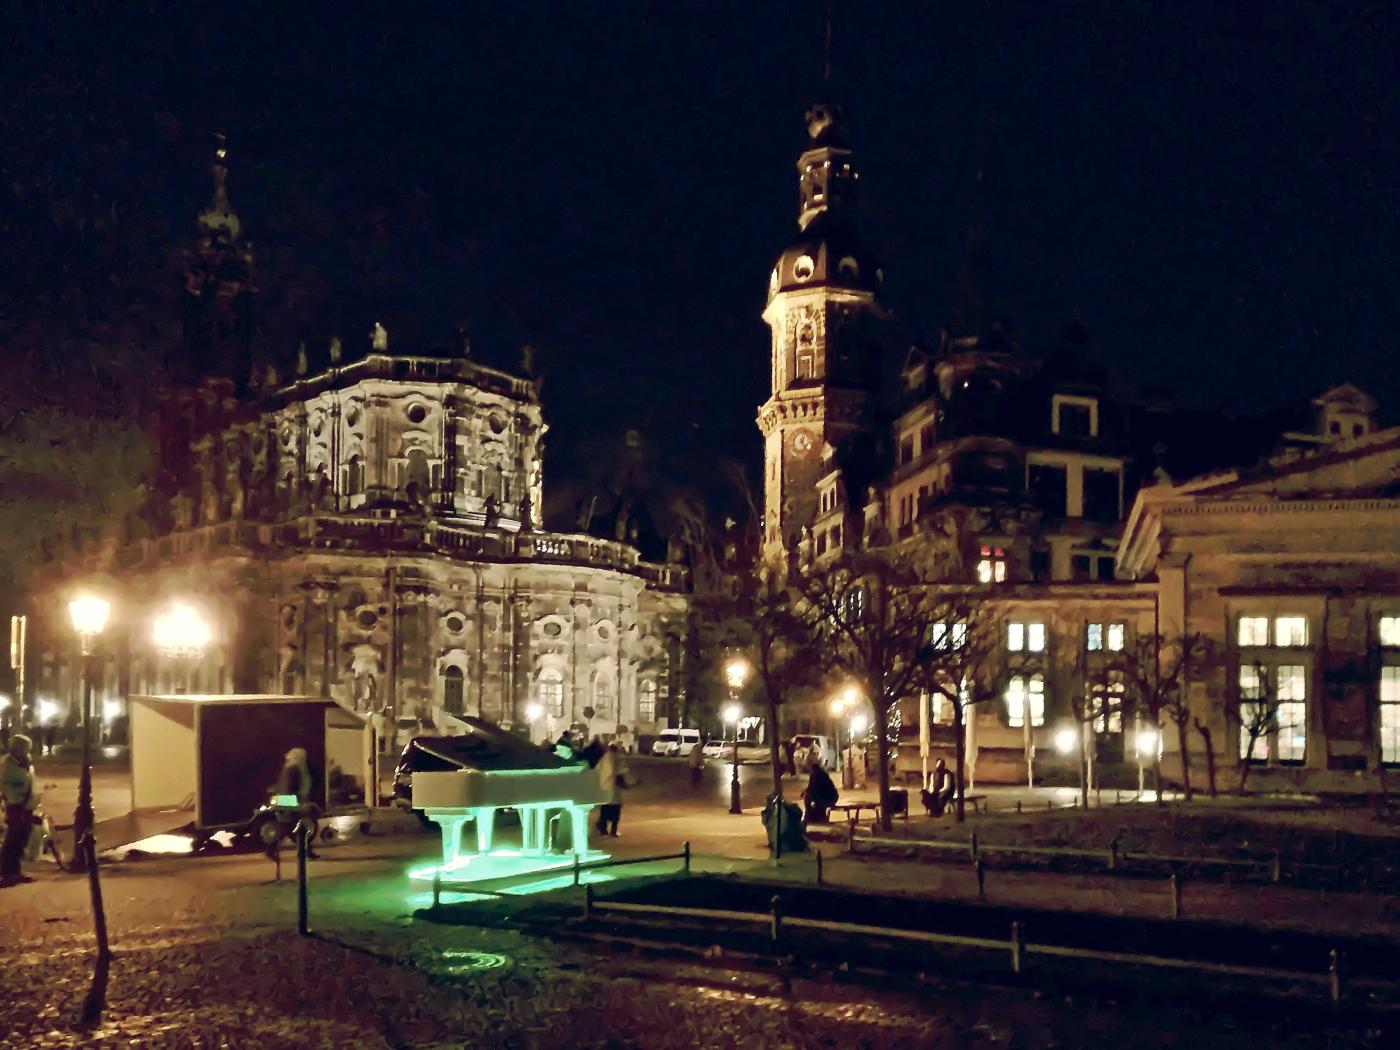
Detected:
left=831, top=684, right=859, bottom=789
left=723, top=657, right=749, bottom=814
left=68, top=594, right=111, bottom=874
left=151, top=601, right=213, bottom=694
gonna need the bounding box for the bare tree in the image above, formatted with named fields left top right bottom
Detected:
left=796, top=552, right=946, bottom=831
left=915, top=600, right=1002, bottom=823
left=1230, top=657, right=1282, bottom=795
left=1117, top=631, right=1217, bottom=803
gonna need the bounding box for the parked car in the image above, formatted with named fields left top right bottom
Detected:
left=650, top=727, right=702, bottom=757
left=702, top=738, right=768, bottom=763
left=791, top=733, right=837, bottom=771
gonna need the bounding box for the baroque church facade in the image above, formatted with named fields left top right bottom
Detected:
left=29, top=149, right=688, bottom=745
left=761, top=97, right=1400, bottom=794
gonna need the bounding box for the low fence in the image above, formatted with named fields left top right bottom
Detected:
left=428, top=842, right=694, bottom=908
left=852, top=826, right=1349, bottom=888
left=576, top=888, right=1379, bottom=1006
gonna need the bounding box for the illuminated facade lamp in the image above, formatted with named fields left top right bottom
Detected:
left=152, top=602, right=213, bottom=661
left=1053, top=725, right=1078, bottom=755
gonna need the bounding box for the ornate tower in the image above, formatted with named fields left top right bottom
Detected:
left=180, top=137, right=255, bottom=386
left=756, top=97, right=885, bottom=566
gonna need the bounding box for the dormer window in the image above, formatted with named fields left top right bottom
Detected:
left=1052, top=395, right=1098, bottom=438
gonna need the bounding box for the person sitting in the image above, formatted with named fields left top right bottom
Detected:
left=801, top=759, right=839, bottom=824
left=921, top=758, right=956, bottom=817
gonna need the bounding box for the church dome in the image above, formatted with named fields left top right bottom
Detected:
left=768, top=211, right=883, bottom=301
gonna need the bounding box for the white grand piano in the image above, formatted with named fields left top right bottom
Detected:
left=407, top=718, right=608, bottom=882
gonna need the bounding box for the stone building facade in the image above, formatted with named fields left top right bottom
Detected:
left=762, top=97, right=1400, bottom=793
left=29, top=161, right=688, bottom=747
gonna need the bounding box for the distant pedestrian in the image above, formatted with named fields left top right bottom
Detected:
left=688, top=739, right=705, bottom=790
left=268, top=746, right=320, bottom=860
left=1, top=734, right=37, bottom=886
left=782, top=739, right=797, bottom=777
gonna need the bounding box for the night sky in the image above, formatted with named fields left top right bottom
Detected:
left=3, top=1, right=1399, bottom=504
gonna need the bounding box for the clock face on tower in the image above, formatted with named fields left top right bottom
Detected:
left=791, top=430, right=815, bottom=456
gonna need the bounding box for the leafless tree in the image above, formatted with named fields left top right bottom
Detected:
left=915, top=599, right=1002, bottom=823
left=1117, top=631, right=1218, bottom=803
left=795, top=552, right=949, bottom=831
left=1230, top=656, right=1282, bottom=795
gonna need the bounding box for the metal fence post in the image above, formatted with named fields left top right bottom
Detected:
left=770, top=894, right=783, bottom=950
left=815, top=849, right=824, bottom=887
left=1010, top=921, right=1024, bottom=975
left=573, top=851, right=581, bottom=887
left=1015, top=800, right=1022, bottom=815
left=432, top=869, right=442, bottom=910
left=1270, top=850, right=1282, bottom=884
left=296, top=821, right=310, bottom=937
left=683, top=840, right=691, bottom=875
left=1108, top=837, right=1119, bottom=872
left=847, top=821, right=856, bottom=852
left=976, top=857, right=986, bottom=901
left=969, top=830, right=979, bottom=863
left=582, top=884, right=593, bottom=921
left=1329, top=948, right=1346, bottom=1005
left=1169, top=872, right=1181, bottom=920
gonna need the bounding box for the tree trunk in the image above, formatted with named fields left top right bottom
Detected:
left=766, top=696, right=784, bottom=800
left=1238, top=734, right=1258, bottom=795
left=953, top=702, right=966, bottom=824
left=1080, top=720, right=1092, bottom=810
left=1175, top=717, right=1193, bottom=801
left=1152, top=720, right=1164, bottom=805
left=875, top=700, right=892, bottom=832
left=1195, top=719, right=1216, bottom=798
left=1023, top=716, right=1034, bottom=789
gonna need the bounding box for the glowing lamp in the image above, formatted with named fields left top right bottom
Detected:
left=1053, top=726, right=1078, bottom=755
left=102, top=699, right=122, bottom=724
left=68, top=595, right=111, bottom=640
left=724, top=657, right=750, bottom=691
left=37, top=699, right=59, bottom=725
left=1136, top=727, right=1159, bottom=758
left=850, top=712, right=868, bottom=737
left=524, top=702, right=543, bottom=723
left=152, top=601, right=213, bottom=658
left=842, top=684, right=859, bottom=705
left=722, top=702, right=741, bottom=726
left=0, top=695, right=9, bottom=712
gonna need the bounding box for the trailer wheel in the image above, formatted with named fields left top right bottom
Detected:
left=253, top=814, right=283, bottom=848
left=319, top=825, right=335, bottom=843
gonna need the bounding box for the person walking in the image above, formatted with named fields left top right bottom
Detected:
left=688, top=739, right=705, bottom=790
left=595, top=744, right=634, bottom=837
left=1, top=734, right=37, bottom=886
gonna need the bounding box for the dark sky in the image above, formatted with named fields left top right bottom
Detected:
left=4, top=1, right=1400, bottom=496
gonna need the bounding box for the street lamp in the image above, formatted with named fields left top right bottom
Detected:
left=68, top=593, right=111, bottom=873
left=152, top=601, right=213, bottom=693
left=723, top=700, right=743, bottom=814
left=524, top=701, right=543, bottom=742
left=830, top=683, right=859, bottom=788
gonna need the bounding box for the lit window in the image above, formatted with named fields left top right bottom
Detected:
left=1026, top=623, right=1046, bottom=653
left=1381, top=666, right=1400, bottom=765
left=1086, top=624, right=1103, bottom=651
left=976, top=546, right=1007, bottom=584
left=1276, top=664, right=1307, bottom=763
left=843, top=587, right=866, bottom=624
left=1091, top=671, right=1125, bottom=733
left=593, top=674, right=613, bottom=717
left=929, top=621, right=967, bottom=650
left=538, top=668, right=565, bottom=718
left=1380, top=617, right=1400, bottom=648
left=1274, top=617, right=1308, bottom=647
left=1006, top=674, right=1045, bottom=728
left=1007, top=623, right=1024, bottom=652
left=639, top=679, right=657, bottom=722
left=1238, top=616, right=1270, bottom=647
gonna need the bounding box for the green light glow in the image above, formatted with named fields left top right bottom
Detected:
left=407, top=848, right=609, bottom=886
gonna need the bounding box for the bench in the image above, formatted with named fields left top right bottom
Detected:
left=830, top=802, right=881, bottom=829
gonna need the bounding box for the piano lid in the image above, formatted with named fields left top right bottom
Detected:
left=409, top=717, right=580, bottom=773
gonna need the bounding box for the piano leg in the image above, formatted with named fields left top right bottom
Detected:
left=475, top=807, right=496, bottom=854
left=569, top=805, right=590, bottom=857
left=437, top=814, right=469, bottom=869
left=520, top=807, right=536, bottom=854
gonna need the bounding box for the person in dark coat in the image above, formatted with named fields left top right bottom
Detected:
left=802, top=760, right=839, bottom=823
left=781, top=739, right=797, bottom=777
left=1, top=734, right=37, bottom=885
left=268, top=747, right=320, bottom=859
left=579, top=736, right=605, bottom=769
left=921, top=758, right=956, bottom=817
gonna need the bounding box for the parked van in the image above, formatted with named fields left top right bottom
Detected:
left=791, top=733, right=837, bottom=771
left=651, top=727, right=702, bottom=757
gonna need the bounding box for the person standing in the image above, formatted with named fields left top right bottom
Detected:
left=1, top=734, right=37, bottom=886
left=268, top=747, right=320, bottom=860
left=688, top=739, right=705, bottom=790
left=595, top=744, right=634, bottom=837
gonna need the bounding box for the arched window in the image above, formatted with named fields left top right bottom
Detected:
left=538, top=668, right=565, bottom=718
left=638, top=679, right=658, bottom=722
left=442, top=665, right=465, bottom=715
left=405, top=448, right=431, bottom=503
left=593, top=673, right=614, bottom=717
